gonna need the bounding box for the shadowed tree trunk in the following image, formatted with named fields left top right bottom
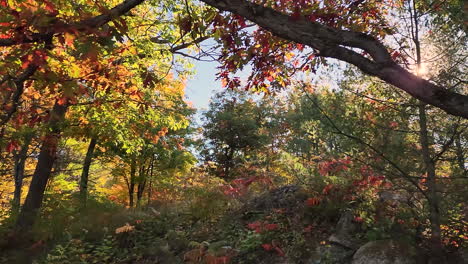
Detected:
left=137, top=158, right=153, bottom=207
left=454, top=134, right=466, bottom=173
left=79, top=137, right=97, bottom=206
left=418, top=103, right=443, bottom=260
left=407, top=2, right=444, bottom=260
left=128, top=158, right=136, bottom=208
left=16, top=102, right=68, bottom=231
left=12, top=133, right=33, bottom=212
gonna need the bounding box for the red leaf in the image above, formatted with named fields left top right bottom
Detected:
left=354, top=216, right=363, bottom=223
left=262, top=244, right=273, bottom=251
left=290, top=8, right=301, bottom=21
left=43, top=0, right=58, bottom=15
left=391, top=51, right=400, bottom=61
left=6, top=140, right=19, bottom=153
left=322, top=184, right=333, bottom=195
left=21, top=55, right=31, bottom=69
left=306, top=197, right=320, bottom=206
left=57, top=97, right=68, bottom=105
left=264, top=223, right=279, bottom=231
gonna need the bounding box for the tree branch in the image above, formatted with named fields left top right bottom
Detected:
left=0, top=0, right=146, bottom=47
left=199, top=0, right=468, bottom=118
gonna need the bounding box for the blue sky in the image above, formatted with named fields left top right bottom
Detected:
left=185, top=60, right=221, bottom=112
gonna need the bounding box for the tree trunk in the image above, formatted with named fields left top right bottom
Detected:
left=16, top=102, right=68, bottom=231
left=418, top=103, right=444, bottom=261
left=147, top=158, right=154, bottom=207
left=136, top=162, right=151, bottom=207
left=79, top=137, right=97, bottom=206
left=128, top=158, right=136, bottom=208
left=12, top=133, right=33, bottom=212
left=454, top=134, right=465, bottom=173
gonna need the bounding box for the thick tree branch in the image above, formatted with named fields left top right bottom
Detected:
left=199, top=0, right=468, bottom=118
left=0, top=0, right=146, bottom=47
left=0, top=65, right=39, bottom=128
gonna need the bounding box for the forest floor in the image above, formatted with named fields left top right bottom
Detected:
left=0, top=185, right=466, bottom=264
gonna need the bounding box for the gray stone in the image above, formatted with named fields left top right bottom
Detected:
left=351, top=240, right=418, bottom=264
left=309, top=244, right=354, bottom=264
left=328, top=211, right=361, bottom=249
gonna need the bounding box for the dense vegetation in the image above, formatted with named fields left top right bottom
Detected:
left=0, top=0, right=466, bottom=263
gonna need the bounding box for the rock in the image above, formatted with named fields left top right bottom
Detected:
left=351, top=240, right=419, bottom=264
left=165, top=230, right=188, bottom=253
left=247, top=185, right=307, bottom=212
left=447, top=247, right=468, bottom=264
left=328, top=211, right=361, bottom=249
left=309, top=244, right=354, bottom=264
left=140, top=238, right=181, bottom=264
left=378, top=191, right=410, bottom=205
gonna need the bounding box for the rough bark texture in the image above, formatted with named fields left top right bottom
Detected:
left=79, top=137, right=97, bottom=205
left=15, top=102, right=68, bottom=230
left=199, top=0, right=468, bottom=118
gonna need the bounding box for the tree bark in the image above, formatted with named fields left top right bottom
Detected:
left=128, top=158, right=136, bottom=208
left=12, top=133, right=33, bottom=212
left=199, top=0, right=468, bottom=118
left=15, top=102, right=68, bottom=231
left=418, top=103, right=444, bottom=261
left=79, top=137, right=97, bottom=206
left=147, top=158, right=154, bottom=207
left=454, top=134, right=466, bottom=173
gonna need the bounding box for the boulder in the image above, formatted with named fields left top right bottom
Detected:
left=309, top=244, right=354, bottom=264
left=351, top=240, right=419, bottom=264
left=248, top=185, right=307, bottom=210
left=328, top=210, right=361, bottom=249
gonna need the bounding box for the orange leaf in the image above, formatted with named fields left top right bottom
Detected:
left=306, top=197, right=320, bottom=206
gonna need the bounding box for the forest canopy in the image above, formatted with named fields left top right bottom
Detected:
left=0, top=0, right=466, bottom=263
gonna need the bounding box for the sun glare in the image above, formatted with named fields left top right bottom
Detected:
left=415, top=63, right=429, bottom=77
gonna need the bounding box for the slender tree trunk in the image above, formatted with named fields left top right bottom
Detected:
left=12, top=133, right=33, bottom=212
left=418, top=103, right=443, bottom=260
left=410, top=2, right=444, bottom=260
left=454, top=135, right=465, bottom=173
left=79, top=137, right=97, bottom=206
left=128, top=158, right=136, bottom=208
left=137, top=162, right=151, bottom=206
left=16, top=102, right=68, bottom=231
left=147, top=158, right=154, bottom=207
